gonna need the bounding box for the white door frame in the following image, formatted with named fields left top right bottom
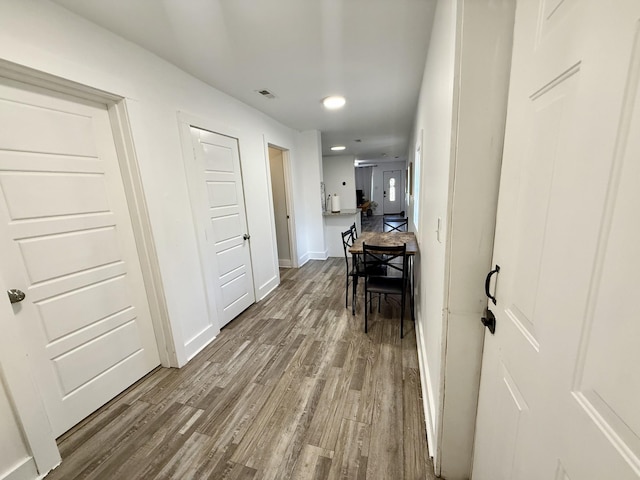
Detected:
left=0, top=276, right=61, bottom=475
left=265, top=139, right=298, bottom=270
left=0, top=59, right=176, bottom=475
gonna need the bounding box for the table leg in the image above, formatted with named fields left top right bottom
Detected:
left=351, top=253, right=358, bottom=315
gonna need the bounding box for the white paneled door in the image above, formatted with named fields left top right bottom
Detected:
left=0, top=78, right=160, bottom=437
left=473, top=1, right=640, bottom=479
left=383, top=170, right=402, bottom=214
left=188, top=127, right=255, bottom=327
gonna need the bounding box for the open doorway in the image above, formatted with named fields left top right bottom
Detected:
left=268, top=146, right=296, bottom=268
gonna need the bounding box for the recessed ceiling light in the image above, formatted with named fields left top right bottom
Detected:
left=331, top=146, right=346, bottom=151
left=322, top=96, right=346, bottom=110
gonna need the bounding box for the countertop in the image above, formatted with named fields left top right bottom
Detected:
left=323, top=208, right=359, bottom=217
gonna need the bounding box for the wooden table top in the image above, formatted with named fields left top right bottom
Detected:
left=349, top=231, right=418, bottom=255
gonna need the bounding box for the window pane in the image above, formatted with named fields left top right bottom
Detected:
left=390, top=178, right=396, bottom=202
left=413, top=146, right=421, bottom=229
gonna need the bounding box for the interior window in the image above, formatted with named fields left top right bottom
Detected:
left=413, top=144, right=421, bottom=229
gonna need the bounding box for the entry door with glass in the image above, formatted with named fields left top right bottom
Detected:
left=383, top=170, right=403, bottom=214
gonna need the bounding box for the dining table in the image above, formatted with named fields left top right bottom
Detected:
left=349, top=231, right=418, bottom=321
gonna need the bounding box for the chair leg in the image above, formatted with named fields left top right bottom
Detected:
left=352, top=276, right=357, bottom=315
left=364, top=289, right=368, bottom=333
left=400, top=292, right=405, bottom=338
left=345, top=273, right=349, bottom=309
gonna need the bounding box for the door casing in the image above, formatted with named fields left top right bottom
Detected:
left=0, top=59, right=175, bottom=476
left=266, top=142, right=298, bottom=269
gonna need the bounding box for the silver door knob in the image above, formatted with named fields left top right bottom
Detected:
left=7, top=289, right=26, bottom=304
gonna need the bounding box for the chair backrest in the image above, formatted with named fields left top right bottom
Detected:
left=362, top=242, right=407, bottom=279
left=383, top=217, right=408, bottom=232
left=350, top=222, right=358, bottom=239
left=341, top=228, right=355, bottom=266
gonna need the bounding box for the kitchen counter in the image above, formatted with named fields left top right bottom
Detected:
left=323, top=209, right=361, bottom=257
left=323, top=208, right=360, bottom=217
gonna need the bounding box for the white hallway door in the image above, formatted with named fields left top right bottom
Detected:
left=188, top=127, right=255, bottom=327
left=473, top=1, right=640, bottom=479
left=0, top=78, right=160, bottom=437
left=382, top=170, right=402, bottom=214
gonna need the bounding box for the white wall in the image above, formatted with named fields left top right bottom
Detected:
left=371, top=161, right=406, bottom=215
left=0, top=0, right=323, bottom=366
left=295, top=130, right=327, bottom=262
left=439, top=3, right=514, bottom=479
left=409, top=0, right=514, bottom=478
left=322, top=155, right=357, bottom=210
left=410, top=0, right=458, bottom=470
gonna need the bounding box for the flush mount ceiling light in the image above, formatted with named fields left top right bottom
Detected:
left=322, top=95, right=346, bottom=110
left=331, top=145, right=346, bottom=151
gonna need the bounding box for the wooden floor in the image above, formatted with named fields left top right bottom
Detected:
left=46, top=224, right=433, bottom=479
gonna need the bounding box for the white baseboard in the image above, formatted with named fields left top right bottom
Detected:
left=415, top=317, right=437, bottom=462
left=257, top=274, right=279, bottom=300
left=182, top=325, right=218, bottom=366
left=278, top=259, right=293, bottom=268
left=257, top=278, right=279, bottom=301
left=307, top=250, right=328, bottom=260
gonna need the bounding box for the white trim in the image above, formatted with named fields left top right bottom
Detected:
left=280, top=149, right=299, bottom=268
left=298, top=253, right=311, bottom=267
left=415, top=315, right=437, bottom=462
left=278, top=259, right=293, bottom=268
left=1, top=457, right=38, bottom=480
left=264, top=140, right=299, bottom=272
left=0, top=275, right=60, bottom=476
left=263, top=140, right=282, bottom=285
left=108, top=101, right=177, bottom=368
left=257, top=278, right=279, bottom=302
left=184, top=331, right=218, bottom=366
left=307, top=250, right=329, bottom=261
left=436, top=1, right=464, bottom=475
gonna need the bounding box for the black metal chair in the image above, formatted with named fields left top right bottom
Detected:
left=383, top=216, right=408, bottom=232
left=341, top=229, right=384, bottom=315
left=341, top=229, right=354, bottom=308
left=362, top=242, right=408, bottom=337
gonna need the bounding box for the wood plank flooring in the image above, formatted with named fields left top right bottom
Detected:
left=46, top=246, right=434, bottom=479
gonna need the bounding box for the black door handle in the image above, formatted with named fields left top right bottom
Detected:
left=484, top=264, right=500, bottom=305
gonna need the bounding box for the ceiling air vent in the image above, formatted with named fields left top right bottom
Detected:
left=256, top=89, right=276, bottom=99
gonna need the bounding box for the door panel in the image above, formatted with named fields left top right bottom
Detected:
left=382, top=170, right=402, bottom=214
left=188, top=127, right=255, bottom=327
left=474, top=1, right=640, bottom=479
left=0, top=78, right=160, bottom=437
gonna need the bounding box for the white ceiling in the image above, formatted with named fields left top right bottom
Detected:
left=51, top=0, right=436, bottom=163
